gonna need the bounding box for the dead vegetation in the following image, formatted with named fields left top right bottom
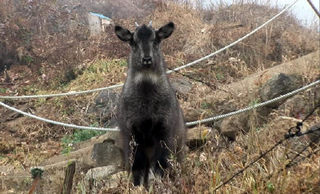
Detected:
left=0, top=0, right=319, bottom=193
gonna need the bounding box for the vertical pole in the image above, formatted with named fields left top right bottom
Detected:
left=29, top=168, right=44, bottom=194
left=61, top=161, right=76, bottom=194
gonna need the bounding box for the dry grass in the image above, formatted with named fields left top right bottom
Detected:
left=0, top=0, right=319, bottom=193
left=93, top=89, right=320, bottom=194
left=0, top=59, right=126, bottom=169
left=145, top=0, right=319, bottom=86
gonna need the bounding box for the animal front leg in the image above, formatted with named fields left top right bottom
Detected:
left=131, top=145, right=149, bottom=186
left=154, top=144, right=169, bottom=177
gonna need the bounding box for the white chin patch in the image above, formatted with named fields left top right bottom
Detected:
left=134, top=71, right=159, bottom=84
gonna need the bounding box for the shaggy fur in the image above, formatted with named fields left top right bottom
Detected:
left=115, top=22, right=186, bottom=186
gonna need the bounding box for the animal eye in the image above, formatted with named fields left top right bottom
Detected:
left=130, top=41, right=138, bottom=48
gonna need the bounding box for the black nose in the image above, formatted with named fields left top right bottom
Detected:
left=142, top=56, right=152, bottom=66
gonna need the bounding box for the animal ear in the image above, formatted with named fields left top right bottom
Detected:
left=156, top=22, right=175, bottom=41
left=114, top=25, right=133, bottom=42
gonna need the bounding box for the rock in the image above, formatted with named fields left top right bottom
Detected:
left=278, top=86, right=320, bottom=119
left=286, top=135, right=312, bottom=159
left=306, top=123, right=320, bottom=147
left=85, top=165, right=119, bottom=181
left=186, top=126, right=211, bottom=149
left=107, top=171, right=128, bottom=187
left=41, top=131, right=123, bottom=169
left=170, top=77, right=193, bottom=96
left=85, top=166, right=125, bottom=194
left=74, top=130, right=121, bottom=150
left=88, top=89, right=119, bottom=127
left=187, top=126, right=211, bottom=141
left=285, top=122, right=320, bottom=162
left=91, top=138, right=123, bottom=167
left=218, top=104, right=275, bottom=140
left=94, top=90, right=119, bottom=107
left=219, top=113, right=249, bottom=141
left=259, top=73, right=302, bottom=108
left=184, top=107, right=204, bottom=122
left=97, top=171, right=129, bottom=193
left=0, top=104, right=29, bottom=122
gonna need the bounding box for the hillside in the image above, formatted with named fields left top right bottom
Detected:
left=0, top=0, right=319, bottom=193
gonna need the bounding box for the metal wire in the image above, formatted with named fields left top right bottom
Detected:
left=0, top=0, right=298, bottom=100
left=0, top=101, right=118, bottom=131
left=166, top=0, right=298, bottom=73
left=186, top=79, right=320, bottom=126
left=0, top=83, right=124, bottom=99
left=213, top=103, right=320, bottom=191
left=0, top=78, right=318, bottom=131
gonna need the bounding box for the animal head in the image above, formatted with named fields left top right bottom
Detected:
left=114, top=22, right=174, bottom=70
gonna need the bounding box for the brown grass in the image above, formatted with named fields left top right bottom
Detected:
left=146, top=1, right=319, bottom=86
left=0, top=0, right=319, bottom=193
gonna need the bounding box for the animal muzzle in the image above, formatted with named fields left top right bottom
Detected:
left=142, top=56, right=152, bottom=67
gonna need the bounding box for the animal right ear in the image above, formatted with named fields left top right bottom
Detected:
left=156, top=22, right=175, bottom=42
left=114, top=25, right=133, bottom=42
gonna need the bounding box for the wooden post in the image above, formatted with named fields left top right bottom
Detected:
left=306, top=0, right=320, bottom=18
left=28, top=177, right=40, bottom=194
left=61, top=161, right=76, bottom=194
left=29, top=168, right=44, bottom=194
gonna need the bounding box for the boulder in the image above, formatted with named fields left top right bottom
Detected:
left=186, top=126, right=211, bottom=149
left=91, top=138, right=123, bottom=167
left=85, top=165, right=119, bottom=182
left=85, top=166, right=127, bottom=193
left=99, top=171, right=129, bottom=193
left=259, top=73, right=302, bottom=108
left=285, top=122, right=319, bottom=163
left=104, top=171, right=129, bottom=189
left=278, top=86, right=320, bottom=119
left=40, top=131, right=122, bottom=169
left=306, top=122, right=320, bottom=147
left=88, top=89, right=119, bottom=127
left=219, top=113, right=249, bottom=140
left=0, top=104, right=28, bottom=122
left=184, top=107, right=204, bottom=122
left=170, top=77, right=193, bottom=96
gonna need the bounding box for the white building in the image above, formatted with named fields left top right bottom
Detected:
left=88, top=12, right=112, bottom=36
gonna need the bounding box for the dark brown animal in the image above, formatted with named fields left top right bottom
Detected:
left=115, top=22, right=186, bottom=186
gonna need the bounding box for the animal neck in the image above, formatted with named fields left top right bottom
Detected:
left=128, top=59, right=167, bottom=86
left=126, top=68, right=168, bottom=97
left=133, top=70, right=161, bottom=85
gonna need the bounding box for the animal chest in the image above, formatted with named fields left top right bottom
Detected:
left=122, top=94, right=171, bottom=120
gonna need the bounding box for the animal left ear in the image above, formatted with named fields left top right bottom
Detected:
left=156, top=22, right=175, bottom=42
left=114, top=25, right=133, bottom=42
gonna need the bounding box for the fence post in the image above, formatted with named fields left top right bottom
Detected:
left=61, top=161, right=76, bottom=194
